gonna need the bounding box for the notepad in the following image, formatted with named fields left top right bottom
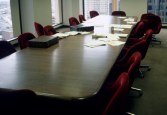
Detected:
left=117, top=16, right=127, bottom=19
left=108, top=41, right=125, bottom=46
left=114, top=33, right=128, bottom=38
left=126, top=21, right=137, bottom=24
left=79, top=31, right=91, bottom=35
left=114, top=28, right=124, bottom=31
left=84, top=41, right=106, bottom=48
left=53, top=33, right=70, bottom=38
left=124, top=18, right=135, bottom=22
left=65, top=31, right=79, bottom=36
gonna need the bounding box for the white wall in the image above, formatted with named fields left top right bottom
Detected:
left=33, top=0, right=52, bottom=26
left=10, top=0, right=21, bottom=37
left=120, top=0, right=147, bottom=20
left=20, top=0, right=35, bottom=35
left=62, top=0, right=72, bottom=25
left=63, top=0, right=82, bottom=25
left=19, top=0, right=52, bottom=37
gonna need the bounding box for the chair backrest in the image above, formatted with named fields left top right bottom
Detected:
left=44, top=25, right=57, bottom=35
left=102, top=72, right=129, bottom=115
left=140, top=13, right=155, bottom=20
left=125, top=52, right=142, bottom=87
left=0, top=88, right=37, bottom=114
left=79, top=15, right=86, bottom=23
left=69, top=17, right=80, bottom=26
left=140, top=13, right=162, bottom=34
left=18, top=32, right=35, bottom=49
left=111, top=11, right=126, bottom=16
left=128, top=20, right=146, bottom=39
left=90, top=10, right=99, bottom=18
left=0, top=41, right=16, bottom=59
left=118, top=29, right=153, bottom=64
left=34, top=22, right=45, bottom=36
left=141, top=29, right=154, bottom=58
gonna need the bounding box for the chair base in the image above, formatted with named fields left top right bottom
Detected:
left=126, top=112, right=136, bottom=115
left=151, top=37, right=161, bottom=45
left=130, top=87, right=143, bottom=96
left=139, top=65, right=151, bottom=78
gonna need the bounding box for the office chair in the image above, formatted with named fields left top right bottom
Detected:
left=44, top=25, right=57, bottom=35
left=90, top=10, right=99, bottom=18
left=119, top=29, right=153, bottom=78
left=78, top=14, right=86, bottom=23
left=140, top=13, right=162, bottom=45
left=106, top=51, right=142, bottom=96
left=102, top=72, right=129, bottom=115
left=140, top=13, right=155, bottom=21
left=18, top=32, right=35, bottom=49
left=0, top=41, right=16, bottom=59
left=111, top=11, right=126, bottom=16
left=127, top=20, right=146, bottom=39
left=0, top=88, right=37, bottom=114
left=77, top=72, right=129, bottom=115
left=34, top=22, right=45, bottom=37
left=69, top=17, right=80, bottom=26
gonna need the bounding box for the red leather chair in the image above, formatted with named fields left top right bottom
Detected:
left=112, top=11, right=126, bottom=16
left=69, top=17, right=80, bottom=26
left=128, top=20, right=146, bottom=39
left=105, top=50, right=142, bottom=95
left=0, top=41, right=16, bottom=59
left=102, top=72, right=129, bottom=115
left=118, top=29, right=153, bottom=78
left=90, top=10, right=99, bottom=18
left=79, top=72, right=130, bottom=115
left=44, top=25, right=57, bottom=35
left=78, top=15, right=86, bottom=23
left=140, top=13, right=155, bottom=20
left=34, top=22, right=45, bottom=37
left=18, top=32, right=35, bottom=49
left=0, top=88, right=37, bottom=114
left=140, top=13, right=162, bottom=44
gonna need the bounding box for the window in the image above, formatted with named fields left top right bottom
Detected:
left=0, top=0, right=13, bottom=41
left=84, top=0, right=111, bottom=19
left=51, top=0, right=62, bottom=25
left=148, top=0, right=167, bottom=23
left=84, top=0, right=120, bottom=19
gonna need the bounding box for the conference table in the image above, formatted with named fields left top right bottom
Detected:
left=0, top=15, right=138, bottom=100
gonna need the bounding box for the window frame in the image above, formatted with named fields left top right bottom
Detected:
left=51, top=0, right=63, bottom=26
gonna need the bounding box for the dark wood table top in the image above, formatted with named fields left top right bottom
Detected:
left=0, top=15, right=137, bottom=100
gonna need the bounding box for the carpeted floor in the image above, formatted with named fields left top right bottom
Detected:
left=128, top=28, right=167, bottom=115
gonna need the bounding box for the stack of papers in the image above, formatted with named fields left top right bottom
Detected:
left=120, top=24, right=133, bottom=28
left=52, top=31, right=91, bottom=39
left=52, top=33, right=70, bottom=38
left=117, top=16, right=127, bottom=19
left=107, top=24, right=133, bottom=29
left=92, top=33, right=108, bottom=39
left=126, top=21, right=137, bottom=24
left=78, top=31, right=91, bottom=35
left=65, top=31, right=79, bottom=36
left=106, top=34, right=120, bottom=40
left=114, top=28, right=124, bottom=31
left=84, top=41, right=106, bottom=48
left=92, top=33, right=120, bottom=39
left=114, top=33, right=128, bottom=38
left=108, top=41, right=125, bottom=46
left=124, top=18, right=135, bottom=22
